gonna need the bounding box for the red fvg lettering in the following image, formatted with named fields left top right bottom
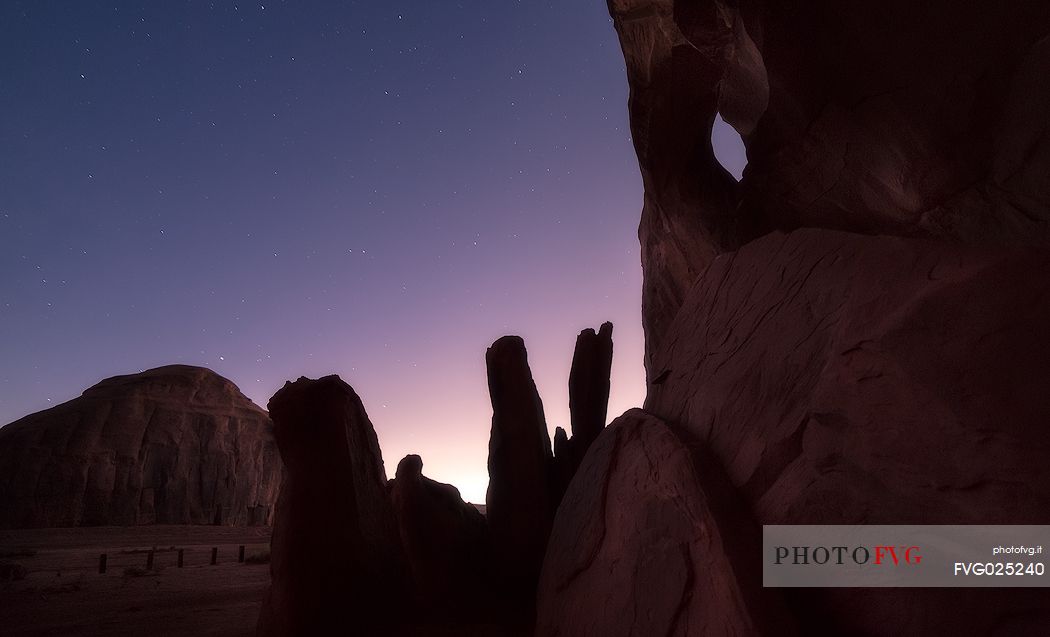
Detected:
left=874, top=546, right=922, bottom=565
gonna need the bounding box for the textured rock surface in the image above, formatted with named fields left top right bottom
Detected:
left=0, top=365, right=281, bottom=529
left=608, top=0, right=748, bottom=366
left=257, top=375, right=404, bottom=637
left=537, top=409, right=793, bottom=637
left=647, top=229, right=1050, bottom=525
left=644, top=229, right=1050, bottom=634
left=484, top=335, right=553, bottom=597
left=608, top=0, right=1050, bottom=366
left=389, top=454, right=489, bottom=613
left=594, top=1, right=1050, bottom=635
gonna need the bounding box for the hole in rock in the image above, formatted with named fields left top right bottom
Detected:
left=711, top=112, right=747, bottom=181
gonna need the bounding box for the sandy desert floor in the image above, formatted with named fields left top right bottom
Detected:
left=0, top=525, right=272, bottom=637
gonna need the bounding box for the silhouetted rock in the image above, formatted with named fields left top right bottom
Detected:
left=551, top=323, right=614, bottom=506
left=0, top=365, right=281, bottom=529
left=552, top=427, right=569, bottom=463
left=537, top=409, right=794, bottom=637
left=568, top=322, right=613, bottom=450
left=257, top=375, right=404, bottom=637
left=484, top=335, right=553, bottom=598
left=550, top=426, right=572, bottom=507
left=389, top=454, right=489, bottom=615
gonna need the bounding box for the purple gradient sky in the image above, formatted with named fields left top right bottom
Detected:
left=0, top=1, right=745, bottom=502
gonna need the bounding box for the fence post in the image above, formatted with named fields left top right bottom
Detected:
left=146, top=549, right=155, bottom=571
left=238, top=545, right=245, bottom=563
left=99, top=553, right=107, bottom=574
left=177, top=548, right=184, bottom=568
left=210, top=547, right=218, bottom=565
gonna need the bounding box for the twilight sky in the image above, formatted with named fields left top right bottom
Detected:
left=0, top=1, right=744, bottom=502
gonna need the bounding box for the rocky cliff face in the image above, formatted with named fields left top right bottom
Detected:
left=610, top=0, right=1050, bottom=368
left=645, top=230, right=1050, bottom=634
left=0, top=365, right=282, bottom=529
left=646, top=230, right=1050, bottom=526
left=532, top=2, right=1050, bottom=635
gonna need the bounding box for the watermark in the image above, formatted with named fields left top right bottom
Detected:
left=763, top=525, right=1049, bottom=587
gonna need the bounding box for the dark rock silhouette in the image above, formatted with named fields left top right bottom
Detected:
left=389, top=454, right=489, bottom=614
left=255, top=324, right=614, bottom=635
left=484, top=335, right=553, bottom=599
left=538, top=409, right=795, bottom=637
left=0, top=365, right=281, bottom=529
left=552, top=322, right=613, bottom=504
left=567, top=322, right=613, bottom=451
left=550, top=426, right=572, bottom=507
left=257, top=375, right=404, bottom=637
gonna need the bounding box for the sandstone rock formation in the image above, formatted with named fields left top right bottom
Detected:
left=0, top=365, right=281, bottom=529
left=646, top=230, right=1050, bottom=525
left=609, top=0, right=1050, bottom=369
left=256, top=325, right=616, bottom=634
left=645, top=229, right=1050, bottom=634
left=484, top=335, right=553, bottom=598
left=556, top=1, right=1050, bottom=635
left=257, top=375, right=404, bottom=637
left=552, top=322, right=614, bottom=505
left=538, top=409, right=794, bottom=637
left=389, top=454, right=489, bottom=614
left=567, top=322, right=614, bottom=447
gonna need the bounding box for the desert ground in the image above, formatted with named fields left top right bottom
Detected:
left=0, top=526, right=272, bottom=637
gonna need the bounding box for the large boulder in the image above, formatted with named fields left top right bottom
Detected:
left=484, top=335, right=553, bottom=598
left=389, top=454, right=489, bottom=614
left=0, top=365, right=281, bottom=528
left=257, top=375, right=404, bottom=637
left=537, top=409, right=794, bottom=637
